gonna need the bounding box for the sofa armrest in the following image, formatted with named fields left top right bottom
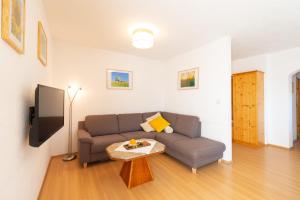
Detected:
left=78, top=129, right=93, bottom=144
left=198, top=121, right=201, bottom=137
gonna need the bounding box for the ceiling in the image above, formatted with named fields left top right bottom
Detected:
left=43, top=0, right=300, bottom=60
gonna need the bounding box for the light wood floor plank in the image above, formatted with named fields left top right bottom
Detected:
left=39, top=141, right=300, bottom=200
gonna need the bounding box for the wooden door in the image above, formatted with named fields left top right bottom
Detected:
left=232, top=75, right=243, bottom=142
left=232, top=73, right=252, bottom=143
left=248, top=73, right=258, bottom=144
left=256, top=72, right=265, bottom=144
left=232, top=72, right=259, bottom=145
left=241, top=74, right=250, bottom=143
left=242, top=73, right=257, bottom=144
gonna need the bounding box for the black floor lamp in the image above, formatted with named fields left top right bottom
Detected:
left=63, top=85, right=82, bottom=161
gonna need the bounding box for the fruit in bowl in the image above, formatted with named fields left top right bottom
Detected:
left=129, top=139, right=137, bottom=146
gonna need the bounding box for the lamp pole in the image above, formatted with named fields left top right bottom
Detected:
left=63, top=86, right=81, bottom=161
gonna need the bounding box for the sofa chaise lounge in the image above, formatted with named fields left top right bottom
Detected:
left=77, top=112, right=226, bottom=173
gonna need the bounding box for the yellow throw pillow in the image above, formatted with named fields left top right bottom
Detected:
left=149, top=116, right=170, bottom=133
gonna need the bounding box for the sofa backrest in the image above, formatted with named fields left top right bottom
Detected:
left=175, top=114, right=200, bottom=138
left=143, top=112, right=201, bottom=138
left=82, top=112, right=201, bottom=138
left=161, top=112, right=177, bottom=127
left=85, top=115, right=119, bottom=136
left=118, top=113, right=143, bottom=132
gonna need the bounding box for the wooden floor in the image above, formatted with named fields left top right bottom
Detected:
left=39, top=142, right=300, bottom=200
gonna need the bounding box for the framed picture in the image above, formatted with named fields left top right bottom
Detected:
left=178, top=68, right=199, bottom=90
left=106, top=69, right=133, bottom=90
left=1, top=0, right=25, bottom=53
left=37, top=21, right=47, bottom=66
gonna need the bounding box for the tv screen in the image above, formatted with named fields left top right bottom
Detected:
left=29, top=85, right=64, bottom=147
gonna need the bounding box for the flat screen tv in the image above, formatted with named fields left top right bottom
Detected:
left=29, top=84, right=65, bottom=147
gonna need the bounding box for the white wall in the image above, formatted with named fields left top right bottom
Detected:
left=232, top=54, right=267, bottom=74
left=164, top=37, right=232, bottom=161
left=233, top=47, right=300, bottom=148
left=266, top=47, right=300, bottom=148
left=50, top=40, right=166, bottom=155
left=0, top=1, right=53, bottom=199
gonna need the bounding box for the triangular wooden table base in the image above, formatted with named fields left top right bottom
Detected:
left=120, top=157, right=153, bottom=188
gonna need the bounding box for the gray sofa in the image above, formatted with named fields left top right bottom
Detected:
left=77, top=112, right=226, bottom=173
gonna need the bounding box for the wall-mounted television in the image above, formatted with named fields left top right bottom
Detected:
left=29, top=84, right=65, bottom=147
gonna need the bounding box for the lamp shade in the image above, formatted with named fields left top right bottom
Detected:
left=132, top=29, right=154, bottom=49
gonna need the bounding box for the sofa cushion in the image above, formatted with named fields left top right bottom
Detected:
left=91, top=134, right=127, bottom=153
left=142, top=112, right=159, bottom=121
left=120, top=131, right=156, bottom=140
left=155, top=133, right=189, bottom=149
left=118, top=113, right=143, bottom=132
left=172, top=137, right=226, bottom=161
left=161, top=112, right=177, bottom=127
left=85, top=115, right=119, bottom=136
left=175, top=114, right=199, bottom=138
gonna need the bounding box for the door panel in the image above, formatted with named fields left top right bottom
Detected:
left=232, top=75, right=244, bottom=142
left=232, top=72, right=259, bottom=145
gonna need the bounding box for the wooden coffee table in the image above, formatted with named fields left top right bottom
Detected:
left=106, top=139, right=165, bottom=188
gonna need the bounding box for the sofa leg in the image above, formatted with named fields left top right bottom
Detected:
left=192, top=168, right=197, bottom=174
left=218, top=159, right=222, bottom=164
left=83, top=162, right=88, bottom=168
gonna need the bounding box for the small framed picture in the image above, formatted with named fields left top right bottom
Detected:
left=1, top=0, right=26, bottom=54
left=106, top=69, right=133, bottom=90
left=37, top=21, right=47, bottom=66
left=178, top=68, right=199, bottom=90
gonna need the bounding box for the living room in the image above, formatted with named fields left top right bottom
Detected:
left=1, top=0, right=300, bottom=199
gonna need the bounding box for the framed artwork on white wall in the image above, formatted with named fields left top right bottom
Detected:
left=178, top=67, right=199, bottom=90
left=1, top=0, right=26, bottom=54
left=106, top=69, right=133, bottom=90
left=37, top=21, right=47, bottom=66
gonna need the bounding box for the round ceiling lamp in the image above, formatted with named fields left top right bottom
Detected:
left=131, top=28, right=154, bottom=49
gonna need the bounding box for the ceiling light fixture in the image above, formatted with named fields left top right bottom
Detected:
left=131, top=28, right=154, bottom=49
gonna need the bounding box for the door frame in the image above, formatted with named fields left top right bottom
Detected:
left=296, top=78, right=300, bottom=139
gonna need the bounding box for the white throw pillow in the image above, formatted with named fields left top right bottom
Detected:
left=140, top=121, right=154, bottom=132
left=164, top=126, right=173, bottom=134
left=146, top=112, right=161, bottom=122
